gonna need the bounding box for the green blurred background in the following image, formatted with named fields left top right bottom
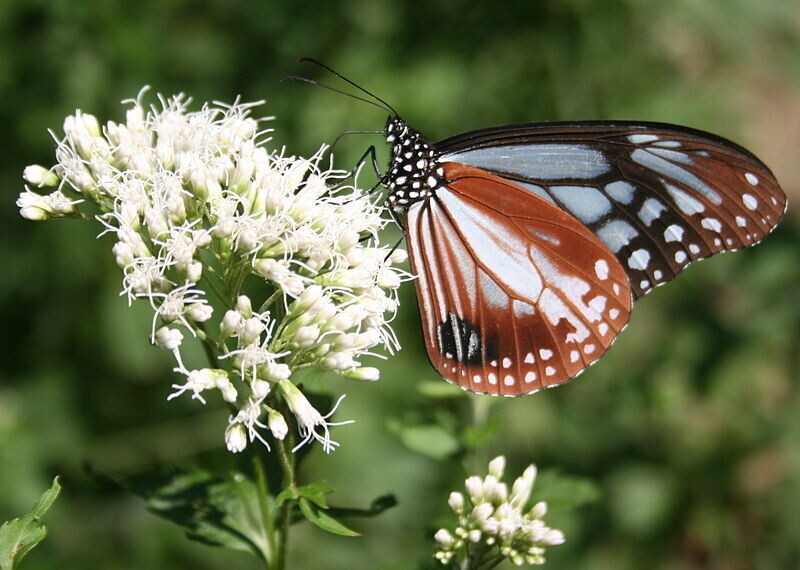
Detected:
left=2, top=0, right=799, bottom=568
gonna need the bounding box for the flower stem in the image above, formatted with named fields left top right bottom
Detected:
left=251, top=452, right=277, bottom=569
left=274, top=428, right=296, bottom=570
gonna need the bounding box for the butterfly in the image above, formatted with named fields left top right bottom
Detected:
left=292, top=61, right=788, bottom=397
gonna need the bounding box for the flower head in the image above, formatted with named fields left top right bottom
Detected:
left=434, top=457, right=565, bottom=567
left=20, top=88, right=407, bottom=454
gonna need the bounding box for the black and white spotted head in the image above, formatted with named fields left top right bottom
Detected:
left=384, top=116, right=446, bottom=212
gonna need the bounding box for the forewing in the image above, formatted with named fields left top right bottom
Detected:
left=405, top=163, right=632, bottom=396
left=437, top=121, right=787, bottom=298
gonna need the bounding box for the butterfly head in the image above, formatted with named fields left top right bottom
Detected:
left=384, top=117, right=446, bottom=212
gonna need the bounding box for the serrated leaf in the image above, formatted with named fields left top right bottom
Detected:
left=298, top=499, right=360, bottom=537
left=295, top=483, right=334, bottom=509
left=115, top=466, right=273, bottom=562
left=0, top=477, right=61, bottom=570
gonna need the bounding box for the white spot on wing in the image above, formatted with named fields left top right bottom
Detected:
left=597, top=219, right=639, bottom=253
left=524, top=371, right=537, bottom=383
left=524, top=352, right=535, bottom=363
left=503, top=375, right=515, bottom=386
left=589, top=296, right=607, bottom=313
left=595, top=259, right=609, bottom=280
left=638, top=198, right=667, bottom=226
left=539, top=349, right=553, bottom=360
left=545, top=366, right=556, bottom=376
left=550, top=185, right=613, bottom=224
left=743, top=193, right=758, bottom=210
left=664, top=224, right=685, bottom=243
left=488, top=373, right=497, bottom=384
left=701, top=218, right=723, bottom=233
left=665, top=182, right=706, bottom=215
left=675, top=250, right=687, bottom=263
left=628, top=249, right=651, bottom=270
left=605, top=181, right=636, bottom=204
left=736, top=216, right=747, bottom=227
left=502, top=357, right=512, bottom=368
left=745, top=173, right=759, bottom=185
left=628, top=134, right=659, bottom=144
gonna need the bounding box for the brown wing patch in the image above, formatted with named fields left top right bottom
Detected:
left=404, top=163, right=632, bottom=396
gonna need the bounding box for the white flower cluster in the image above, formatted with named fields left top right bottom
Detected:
left=434, top=456, right=565, bottom=567
left=18, top=88, right=409, bottom=454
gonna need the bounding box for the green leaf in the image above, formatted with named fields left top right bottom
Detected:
left=114, top=466, right=273, bottom=562
left=295, top=483, right=334, bottom=509
left=534, top=470, right=601, bottom=510
left=416, top=380, right=466, bottom=399
left=388, top=421, right=460, bottom=460
left=298, top=498, right=360, bottom=537
left=327, top=494, right=398, bottom=519
left=0, top=477, right=61, bottom=570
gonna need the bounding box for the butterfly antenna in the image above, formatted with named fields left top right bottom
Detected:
left=282, top=75, right=393, bottom=115
left=297, top=57, right=399, bottom=117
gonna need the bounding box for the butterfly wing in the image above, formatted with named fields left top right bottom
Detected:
left=436, top=121, right=787, bottom=298
left=405, top=162, right=632, bottom=396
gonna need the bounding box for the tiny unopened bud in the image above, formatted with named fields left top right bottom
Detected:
left=343, top=367, right=380, bottom=382
left=267, top=408, right=288, bottom=440
left=529, top=501, right=547, bottom=519
left=261, top=361, right=291, bottom=382
left=488, top=456, right=506, bottom=479
left=187, top=302, right=213, bottom=322
left=241, top=317, right=265, bottom=345
left=23, top=165, right=60, bottom=187
left=293, top=324, right=320, bottom=346
left=465, top=476, right=484, bottom=502
left=448, top=491, right=465, bottom=513
left=154, top=326, right=183, bottom=350
left=434, top=529, right=454, bottom=548
left=186, top=261, right=203, bottom=283
left=236, top=295, right=253, bottom=317
left=252, top=379, right=270, bottom=399
left=220, top=309, right=243, bottom=338
left=389, top=248, right=408, bottom=264
left=225, top=423, right=247, bottom=453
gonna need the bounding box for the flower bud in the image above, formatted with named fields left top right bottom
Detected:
left=186, top=261, right=203, bottom=283
left=251, top=379, right=270, bottom=399
left=529, top=501, right=547, bottom=520
left=23, top=165, right=59, bottom=187
left=343, top=367, right=380, bottom=382
left=241, top=317, right=265, bottom=345
left=236, top=295, right=253, bottom=318
left=225, top=423, right=247, bottom=453
left=389, top=248, right=408, bottom=264
left=465, top=476, right=484, bottom=502
left=220, top=309, right=243, bottom=338
left=293, top=324, right=320, bottom=347
left=488, top=456, right=506, bottom=479
left=448, top=491, right=465, bottom=513
left=267, top=408, right=288, bottom=440
left=187, top=302, right=213, bottom=322
left=261, top=361, right=291, bottom=382
left=154, top=326, right=183, bottom=350
left=434, top=529, right=454, bottom=548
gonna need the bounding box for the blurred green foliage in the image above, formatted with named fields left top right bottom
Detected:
left=1, top=0, right=799, bottom=568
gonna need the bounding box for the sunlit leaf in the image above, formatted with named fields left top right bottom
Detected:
left=0, top=477, right=61, bottom=570
left=298, top=499, right=360, bottom=537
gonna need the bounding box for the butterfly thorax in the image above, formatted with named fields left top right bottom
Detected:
left=384, top=117, right=446, bottom=212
